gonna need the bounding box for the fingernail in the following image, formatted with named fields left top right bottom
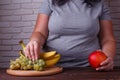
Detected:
left=32, top=58, right=34, bottom=61
left=35, top=57, right=37, bottom=60
left=36, top=56, right=38, bottom=60
left=32, top=57, right=35, bottom=61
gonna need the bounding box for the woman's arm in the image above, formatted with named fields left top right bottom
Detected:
left=30, top=14, right=49, bottom=45
left=97, top=20, right=116, bottom=71
left=25, top=14, right=49, bottom=61
left=99, top=20, right=116, bottom=59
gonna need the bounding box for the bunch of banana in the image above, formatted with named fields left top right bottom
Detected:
left=19, top=40, right=61, bottom=68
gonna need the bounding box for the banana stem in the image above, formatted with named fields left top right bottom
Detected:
left=19, top=40, right=26, bottom=51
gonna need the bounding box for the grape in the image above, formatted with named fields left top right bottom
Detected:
left=15, top=58, right=20, bottom=62
left=21, top=62, right=26, bottom=67
left=28, top=60, right=32, bottom=65
left=41, top=60, right=45, bottom=66
left=9, top=52, right=45, bottom=71
left=39, top=67, right=43, bottom=71
left=23, top=66, right=27, bottom=70
left=33, top=64, right=41, bottom=71
left=27, top=65, right=33, bottom=70
left=15, top=62, right=21, bottom=69
left=10, top=64, right=15, bottom=70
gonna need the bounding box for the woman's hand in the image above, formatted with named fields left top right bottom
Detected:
left=24, top=40, right=41, bottom=61
left=96, top=57, right=114, bottom=71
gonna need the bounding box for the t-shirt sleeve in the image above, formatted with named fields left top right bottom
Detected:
left=99, top=1, right=111, bottom=20
left=39, top=0, right=52, bottom=16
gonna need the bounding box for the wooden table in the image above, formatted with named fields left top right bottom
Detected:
left=0, top=67, right=120, bottom=80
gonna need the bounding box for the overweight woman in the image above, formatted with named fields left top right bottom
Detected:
left=24, top=0, right=116, bottom=71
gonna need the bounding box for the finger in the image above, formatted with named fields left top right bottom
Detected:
left=29, top=43, right=35, bottom=61
left=25, top=45, right=31, bottom=59
left=33, top=41, right=39, bottom=60
left=96, top=60, right=114, bottom=71
left=96, top=66, right=105, bottom=71
left=32, top=43, right=36, bottom=60
left=100, top=58, right=109, bottom=66
left=24, top=47, right=28, bottom=57
left=96, top=65, right=110, bottom=71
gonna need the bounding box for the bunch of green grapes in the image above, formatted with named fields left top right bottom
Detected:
left=10, top=53, right=45, bottom=71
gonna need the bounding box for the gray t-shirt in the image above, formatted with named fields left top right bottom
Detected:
left=39, top=0, right=111, bottom=67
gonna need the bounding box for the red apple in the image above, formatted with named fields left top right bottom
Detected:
left=89, top=50, right=107, bottom=68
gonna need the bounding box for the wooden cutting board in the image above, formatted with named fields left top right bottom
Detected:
left=6, top=66, right=63, bottom=77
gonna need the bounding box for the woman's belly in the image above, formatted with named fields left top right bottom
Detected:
left=43, top=35, right=100, bottom=67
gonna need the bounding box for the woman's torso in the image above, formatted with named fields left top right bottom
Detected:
left=43, top=0, right=103, bottom=67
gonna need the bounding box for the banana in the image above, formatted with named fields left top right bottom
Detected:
left=19, top=40, right=58, bottom=60
left=45, top=54, right=61, bottom=67
left=19, top=40, right=26, bottom=51
left=40, top=51, right=56, bottom=60
left=18, top=50, right=25, bottom=58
